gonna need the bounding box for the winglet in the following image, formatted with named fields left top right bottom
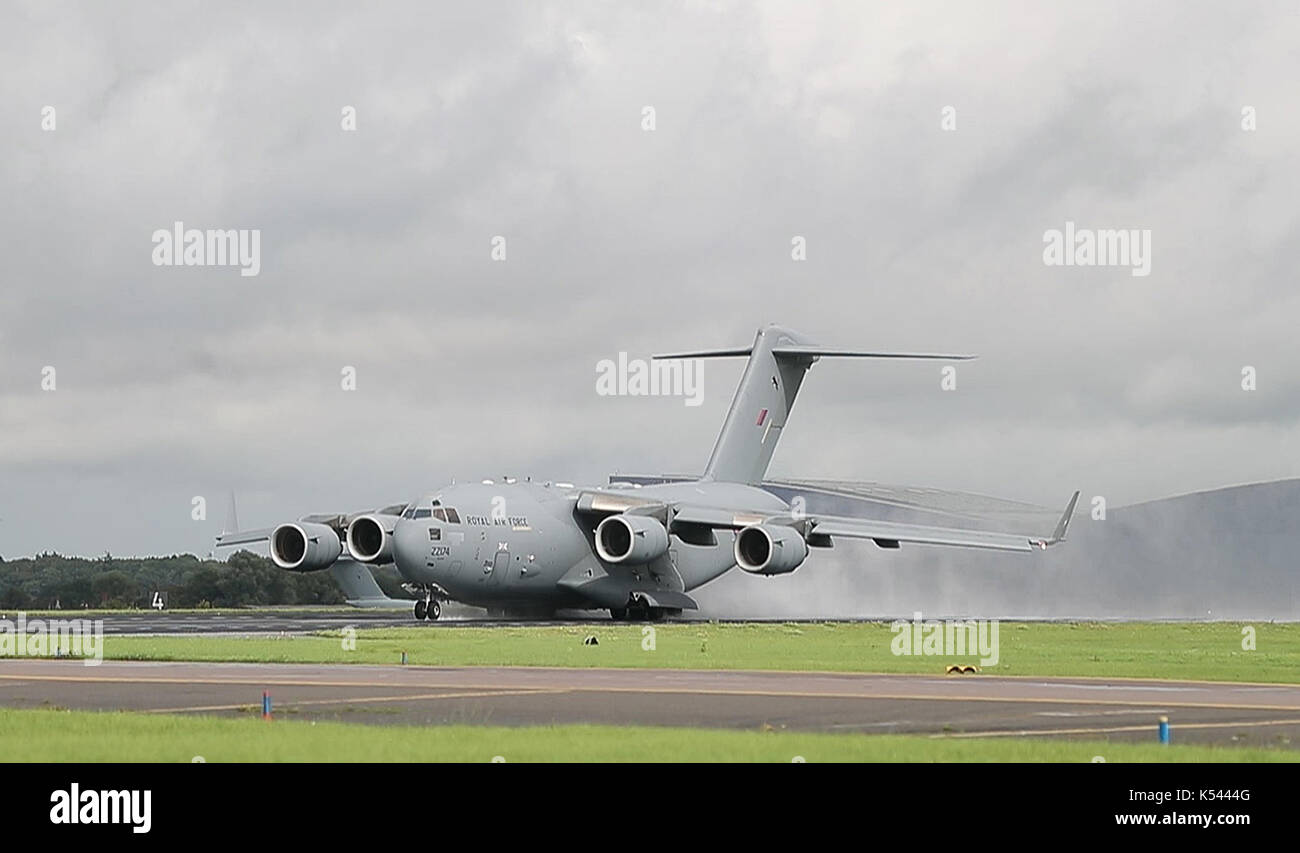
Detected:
left=1033, top=490, right=1080, bottom=549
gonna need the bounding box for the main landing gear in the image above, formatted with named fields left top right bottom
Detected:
left=414, top=597, right=441, bottom=621
left=609, top=599, right=679, bottom=622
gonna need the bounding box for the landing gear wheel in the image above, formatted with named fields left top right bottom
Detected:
left=610, top=607, right=627, bottom=621
left=427, top=600, right=441, bottom=621
left=414, top=599, right=428, bottom=620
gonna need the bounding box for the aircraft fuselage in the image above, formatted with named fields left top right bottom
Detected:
left=391, top=480, right=786, bottom=611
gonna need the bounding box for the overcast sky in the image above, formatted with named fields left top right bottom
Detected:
left=2, top=1, right=1298, bottom=559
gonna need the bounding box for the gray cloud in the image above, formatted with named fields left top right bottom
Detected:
left=1, top=1, right=1298, bottom=564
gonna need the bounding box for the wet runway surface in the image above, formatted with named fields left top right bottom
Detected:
left=2, top=659, right=1298, bottom=748
left=22, top=609, right=1239, bottom=636
left=21, top=607, right=718, bottom=634
left=23, top=608, right=473, bottom=635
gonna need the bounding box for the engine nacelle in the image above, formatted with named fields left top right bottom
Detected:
left=734, top=524, right=809, bottom=575
left=595, top=514, right=670, bottom=565
left=346, top=513, right=399, bottom=564
left=270, top=522, right=342, bottom=572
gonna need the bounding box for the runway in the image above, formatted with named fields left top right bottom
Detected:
left=33, top=608, right=470, bottom=635
left=22, top=608, right=1261, bottom=636
left=57, top=608, right=421, bottom=637
left=2, top=659, right=1298, bottom=748
left=34, top=607, right=686, bottom=635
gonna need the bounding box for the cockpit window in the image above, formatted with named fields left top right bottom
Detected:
left=403, top=500, right=456, bottom=523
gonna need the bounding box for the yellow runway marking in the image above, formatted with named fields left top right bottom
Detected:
left=581, top=665, right=1300, bottom=690
left=565, top=687, right=1300, bottom=713
left=144, top=687, right=570, bottom=715
left=438, top=664, right=1300, bottom=690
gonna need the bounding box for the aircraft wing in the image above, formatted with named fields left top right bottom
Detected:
left=609, top=473, right=1063, bottom=532
left=669, top=490, right=1080, bottom=553
left=214, top=498, right=410, bottom=551
left=796, top=514, right=1054, bottom=552
left=215, top=514, right=348, bottom=548
left=215, top=527, right=277, bottom=548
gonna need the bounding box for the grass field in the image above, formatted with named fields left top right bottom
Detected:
left=85, top=621, right=1299, bottom=683
left=2, top=707, right=1294, bottom=762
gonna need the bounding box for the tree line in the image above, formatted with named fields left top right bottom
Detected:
left=0, top=551, right=409, bottom=610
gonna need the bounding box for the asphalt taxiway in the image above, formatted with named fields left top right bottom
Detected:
left=1, top=659, right=1297, bottom=748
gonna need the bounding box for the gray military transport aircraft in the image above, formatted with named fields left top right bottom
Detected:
left=217, top=325, right=1078, bottom=620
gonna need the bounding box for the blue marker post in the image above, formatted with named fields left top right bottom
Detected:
left=262, top=690, right=272, bottom=721
left=1158, top=716, right=1170, bottom=744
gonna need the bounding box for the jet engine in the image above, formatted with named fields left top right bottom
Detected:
left=734, top=524, right=809, bottom=575
left=270, top=522, right=342, bottom=572
left=345, top=513, right=399, bottom=564
left=595, top=515, right=670, bottom=565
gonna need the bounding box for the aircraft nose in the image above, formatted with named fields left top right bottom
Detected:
left=391, top=518, right=424, bottom=575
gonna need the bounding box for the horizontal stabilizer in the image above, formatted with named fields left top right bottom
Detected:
left=651, top=346, right=753, bottom=360
left=651, top=346, right=974, bottom=362
left=770, top=347, right=974, bottom=361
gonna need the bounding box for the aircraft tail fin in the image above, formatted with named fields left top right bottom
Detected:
left=655, top=325, right=973, bottom=485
